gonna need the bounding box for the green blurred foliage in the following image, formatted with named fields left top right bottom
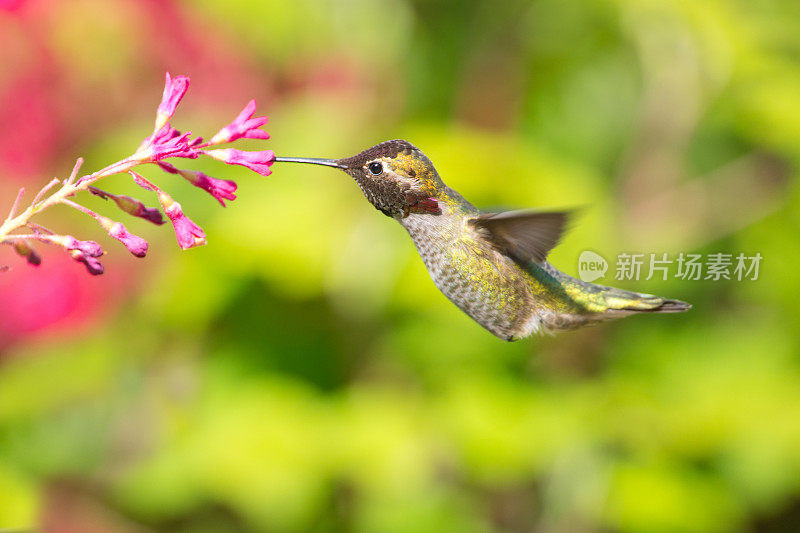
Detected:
left=2, top=0, right=800, bottom=531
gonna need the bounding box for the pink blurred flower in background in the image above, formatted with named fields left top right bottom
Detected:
left=0, top=68, right=61, bottom=182
left=0, top=253, right=124, bottom=348
left=0, top=0, right=26, bottom=12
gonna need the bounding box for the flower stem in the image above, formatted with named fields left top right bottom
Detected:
left=31, top=179, right=61, bottom=206
left=66, top=158, right=83, bottom=186
left=0, top=157, right=139, bottom=244
left=5, top=187, right=25, bottom=222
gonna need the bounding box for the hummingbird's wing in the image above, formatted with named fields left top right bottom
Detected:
left=469, top=209, right=571, bottom=265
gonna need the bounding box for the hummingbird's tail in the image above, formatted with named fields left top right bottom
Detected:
left=591, top=286, right=691, bottom=316
left=534, top=264, right=691, bottom=330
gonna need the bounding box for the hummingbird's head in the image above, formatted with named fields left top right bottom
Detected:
left=275, top=140, right=444, bottom=218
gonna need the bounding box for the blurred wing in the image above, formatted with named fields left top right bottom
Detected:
left=469, top=209, right=572, bottom=265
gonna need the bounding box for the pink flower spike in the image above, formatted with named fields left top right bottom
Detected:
left=157, top=191, right=207, bottom=249
left=177, top=169, right=237, bottom=206
left=209, top=99, right=270, bottom=145
left=70, top=249, right=104, bottom=275
left=155, top=73, right=190, bottom=132
left=204, top=149, right=275, bottom=176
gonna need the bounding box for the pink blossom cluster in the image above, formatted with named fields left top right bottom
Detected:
left=1, top=73, right=275, bottom=276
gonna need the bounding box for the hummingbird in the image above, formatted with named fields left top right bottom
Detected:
left=275, top=140, right=690, bottom=341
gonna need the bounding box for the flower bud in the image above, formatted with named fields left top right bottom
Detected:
left=13, top=240, right=41, bottom=266
left=96, top=217, right=149, bottom=258
left=49, top=235, right=104, bottom=257
left=108, top=223, right=149, bottom=258
left=70, top=249, right=104, bottom=275
left=89, top=187, right=164, bottom=225
left=130, top=172, right=157, bottom=192
left=157, top=161, right=179, bottom=174
left=177, top=169, right=237, bottom=206
left=156, top=191, right=207, bottom=250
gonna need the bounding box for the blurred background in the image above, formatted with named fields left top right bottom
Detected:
left=1, top=0, right=799, bottom=531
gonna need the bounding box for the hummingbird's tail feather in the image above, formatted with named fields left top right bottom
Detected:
left=533, top=264, right=691, bottom=330
left=597, top=288, right=692, bottom=315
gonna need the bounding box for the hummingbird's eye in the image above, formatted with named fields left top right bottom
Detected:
left=367, top=161, right=384, bottom=175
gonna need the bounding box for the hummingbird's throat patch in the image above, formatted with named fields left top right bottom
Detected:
left=404, top=197, right=440, bottom=217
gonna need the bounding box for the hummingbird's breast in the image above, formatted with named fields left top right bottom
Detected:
left=400, top=203, right=546, bottom=340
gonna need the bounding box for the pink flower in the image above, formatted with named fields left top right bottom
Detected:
left=69, top=250, right=104, bottom=276
left=164, top=204, right=207, bottom=250
left=209, top=100, right=269, bottom=145
left=130, top=171, right=206, bottom=250
left=203, top=149, right=275, bottom=176
left=155, top=131, right=199, bottom=160
left=136, top=125, right=200, bottom=162
left=155, top=73, right=190, bottom=132
left=180, top=169, right=238, bottom=206
left=157, top=191, right=207, bottom=249
left=89, top=187, right=164, bottom=225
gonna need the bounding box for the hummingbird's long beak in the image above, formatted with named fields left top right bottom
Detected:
left=273, top=157, right=343, bottom=168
